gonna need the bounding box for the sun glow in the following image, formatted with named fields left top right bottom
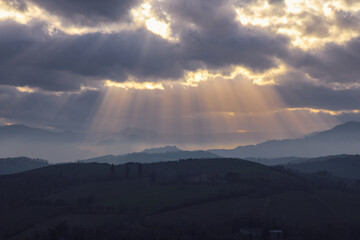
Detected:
left=16, top=86, right=35, bottom=93
left=91, top=73, right=340, bottom=151
left=285, top=107, right=360, bottom=116
left=131, top=2, right=173, bottom=40
left=145, top=18, right=170, bottom=39
left=182, top=63, right=287, bottom=87
left=104, top=80, right=165, bottom=90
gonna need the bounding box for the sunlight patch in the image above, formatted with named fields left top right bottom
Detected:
left=16, top=86, right=35, bottom=93
left=131, top=2, right=173, bottom=40
left=285, top=107, right=360, bottom=116
left=104, top=80, right=164, bottom=90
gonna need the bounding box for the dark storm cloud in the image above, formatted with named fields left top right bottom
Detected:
left=0, top=6, right=289, bottom=92
left=0, top=20, right=47, bottom=64
left=287, top=37, right=360, bottom=85
left=0, top=21, right=183, bottom=91
left=276, top=81, right=360, bottom=111
left=1, top=0, right=359, bottom=116
left=163, top=0, right=289, bottom=71
left=0, top=86, right=101, bottom=130
left=6, top=0, right=141, bottom=26
left=39, top=30, right=183, bottom=81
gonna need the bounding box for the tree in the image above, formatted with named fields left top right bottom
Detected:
left=110, top=164, right=115, bottom=179
left=126, top=164, right=130, bottom=178
left=138, top=163, right=143, bottom=178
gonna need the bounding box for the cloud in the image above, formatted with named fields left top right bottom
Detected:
left=276, top=80, right=360, bottom=111
left=287, top=37, right=360, bottom=86
left=0, top=20, right=183, bottom=91
left=1, top=0, right=360, bottom=142
left=0, top=9, right=290, bottom=91
left=0, top=86, right=101, bottom=130
left=5, top=0, right=141, bottom=26
left=163, top=0, right=289, bottom=71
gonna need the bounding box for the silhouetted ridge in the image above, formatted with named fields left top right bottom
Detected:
left=209, top=121, right=360, bottom=158
left=1, top=158, right=360, bottom=240
left=286, top=154, right=360, bottom=179
left=0, top=157, right=49, bottom=175
left=80, top=150, right=219, bottom=164
left=142, top=145, right=182, bottom=153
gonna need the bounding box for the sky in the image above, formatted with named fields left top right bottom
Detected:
left=1, top=0, right=360, bottom=150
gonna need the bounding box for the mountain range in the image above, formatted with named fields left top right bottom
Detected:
left=209, top=121, right=360, bottom=158
left=1, top=121, right=360, bottom=162
left=80, top=147, right=219, bottom=165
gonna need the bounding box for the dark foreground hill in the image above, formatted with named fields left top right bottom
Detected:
left=286, top=154, right=360, bottom=180
left=0, top=157, right=49, bottom=175
left=1, top=158, right=360, bottom=240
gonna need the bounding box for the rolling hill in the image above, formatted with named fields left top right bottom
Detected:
left=1, top=158, right=360, bottom=240
left=80, top=149, right=219, bottom=164
left=286, top=154, right=360, bottom=180
left=0, top=157, right=49, bottom=175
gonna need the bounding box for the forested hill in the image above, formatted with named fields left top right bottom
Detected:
left=1, top=158, right=360, bottom=240
left=0, top=157, right=49, bottom=175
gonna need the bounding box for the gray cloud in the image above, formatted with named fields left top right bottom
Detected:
left=287, top=37, right=360, bottom=85
left=0, top=86, right=100, bottom=130
left=6, top=0, right=141, bottom=26
left=276, top=80, right=360, bottom=111
left=164, top=0, right=289, bottom=71
left=335, top=10, right=360, bottom=32
left=1, top=0, right=360, bottom=137
left=0, top=9, right=290, bottom=91
left=0, top=21, right=183, bottom=91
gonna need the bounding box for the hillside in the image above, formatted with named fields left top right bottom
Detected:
left=209, top=121, right=360, bottom=158
left=0, top=157, right=49, bottom=175
left=80, top=150, right=219, bottom=164
left=246, top=156, right=309, bottom=166
left=0, top=158, right=360, bottom=240
left=286, top=154, right=360, bottom=180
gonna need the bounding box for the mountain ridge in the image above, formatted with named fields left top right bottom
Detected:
left=80, top=150, right=219, bottom=164
left=209, top=121, right=360, bottom=158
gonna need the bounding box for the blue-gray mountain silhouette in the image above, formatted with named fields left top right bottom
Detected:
left=209, top=121, right=360, bottom=158
left=80, top=149, right=219, bottom=164
left=142, top=145, right=182, bottom=154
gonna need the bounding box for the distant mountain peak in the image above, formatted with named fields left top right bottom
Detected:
left=332, top=121, right=360, bottom=130
left=142, top=145, right=182, bottom=154
left=209, top=120, right=360, bottom=159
